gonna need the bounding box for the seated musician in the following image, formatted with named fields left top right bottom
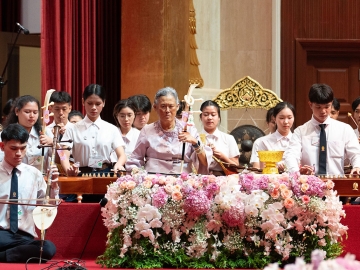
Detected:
left=250, top=102, right=295, bottom=172
left=0, top=124, right=59, bottom=262
left=284, top=83, right=360, bottom=176
left=199, top=100, right=239, bottom=176
left=0, top=95, right=53, bottom=172
left=126, top=87, right=212, bottom=175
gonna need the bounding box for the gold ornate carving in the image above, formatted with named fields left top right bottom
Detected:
left=213, top=76, right=282, bottom=110
left=353, top=182, right=358, bottom=191
left=189, top=0, right=204, bottom=87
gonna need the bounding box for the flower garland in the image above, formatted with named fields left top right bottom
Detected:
left=97, top=168, right=347, bottom=269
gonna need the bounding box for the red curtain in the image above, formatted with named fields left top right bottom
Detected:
left=41, top=0, right=97, bottom=113
left=41, top=0, right=121, bottom=123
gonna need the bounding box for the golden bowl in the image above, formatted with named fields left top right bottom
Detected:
left=257, top=150, right=284, bottom=174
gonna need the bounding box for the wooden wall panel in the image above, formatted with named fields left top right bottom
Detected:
left=281, top=0, right=360, bottom=126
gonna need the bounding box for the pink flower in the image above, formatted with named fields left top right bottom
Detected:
left=152, top=187, right=168, bottom=208
left=326, top=180, right=335, bottom=189
left=183, top=190, right=211, bottom=218
left=221, top=202, right=245, bottom=227
left=301, top=183, right=309, bottom=192
left=126, top=180, right=136, bottom=190
left=283, top=197, right=295, bottom=209
left=270, top=188, right=280, bottom=199
left=301, top=195, right=310, bottom=204
left=143, top=180, right=153, bottom=188
left=172, top=191, right=183, bottom=201
left=281, top=189, right=292, bottom=198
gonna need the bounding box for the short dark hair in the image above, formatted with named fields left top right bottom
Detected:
left=352, top=97, right=360, bottom=112
left=83, top=84, right=106, bottom=102
left=68, top=110, right=84, bottom=121
left=266, top=107, right=275, bottom=124
left=113, top=99, right=138, bottom=127
left=129, top=94, right=152, bottom=113
left=2, top=98, right=14, bottom=116
left=4, top=95, right=41, bottom=135
left=308, top=83, right=333, bottom=104
left=50, top=91, right=72, bottom=104
left=1, top=123, right=29, bottom=143
left=332, top=97, right=340, bottom=111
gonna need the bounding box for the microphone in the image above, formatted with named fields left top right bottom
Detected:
left=79, top=197, right=108, bottom=259
left=99, top=197, right=108, bottom=207
left=16, top=22, right=30, bottom=35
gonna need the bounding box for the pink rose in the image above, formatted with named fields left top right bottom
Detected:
left=172, top=191, right=183, bottom=201
left=281, top=189, right=293, bottom=198
left=301, top=195, right=310, bottom=204
left=326, top=180, right=335, bottom=190
left=120, top=181, right=127, bottom=189
left=283, top=197, right=295, bottom=209
left=126, top=180, right=136, bottom=190
left=301, top=183, right=309, bottom=193
left=270, top=188, right=280, bottom=199
left=143, top=180, right=153, bottom=188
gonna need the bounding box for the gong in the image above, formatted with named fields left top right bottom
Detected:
left=230, top=125, right=266, bottom=166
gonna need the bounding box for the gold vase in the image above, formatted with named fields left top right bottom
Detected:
left=257, top=151, right=284, bottom=174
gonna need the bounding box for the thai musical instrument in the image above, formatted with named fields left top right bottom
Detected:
left=180, top=84, right=197, bottom=173
left=39, top=89, right=55, bottom=175
left=58, top=175, right=118, bottom=203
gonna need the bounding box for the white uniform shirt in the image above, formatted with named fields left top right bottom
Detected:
left=250, top=130, right=292, bottom=164
left=0, top=160, right=58, bottom=237
left=0, top=127, right=52, bottom=172
left=354, top=128, right=359, bottom=138
left=61, top=115, right=125, bottom=167
left=110, top=127, right=140, bottom=161
left=284, top=116, right=360, bottom=175
left=200, top=128, right=240, bottom=171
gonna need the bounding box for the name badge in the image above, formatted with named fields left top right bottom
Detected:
left=88, top=157, right=103, bottom=168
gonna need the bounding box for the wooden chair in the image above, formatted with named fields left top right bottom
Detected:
left=211, top=76, right=282, bottom=170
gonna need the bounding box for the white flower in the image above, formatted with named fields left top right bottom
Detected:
left=136, top=204, right=161, bottom=221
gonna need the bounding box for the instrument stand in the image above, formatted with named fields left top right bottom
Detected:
left=0, top=27, right=23, bottom=117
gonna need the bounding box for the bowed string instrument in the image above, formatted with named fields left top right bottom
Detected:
left=180, top=83, right=202, bottom=173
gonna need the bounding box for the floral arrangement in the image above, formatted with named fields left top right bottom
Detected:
left=264, top=249, right=360, bottom=270
left=96, top=168, right=348, bottom=269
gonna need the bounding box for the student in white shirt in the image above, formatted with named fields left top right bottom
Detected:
left=0, top=95, right=52, bottom=173
left=46, top=91, right=74, bottom=137
left=112, top=99, right=140, bottom=159
left=199, top=100, right=240, bottom=174
left=60, top=84, right=126, bottom=176
left=284, top=83, right=360, bottom=176
left=250, top=102, right=295, bottom=171
left=0, top=123, right=59, bottom=262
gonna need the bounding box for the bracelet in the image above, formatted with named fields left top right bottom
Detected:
left=192, top=141, right=201, bottom=149
left=195, top=145, right=204, bottom=154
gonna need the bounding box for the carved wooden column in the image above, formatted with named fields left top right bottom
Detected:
left=121, top=0, right=189, bottom=121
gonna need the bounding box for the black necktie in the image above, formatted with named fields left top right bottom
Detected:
left=318, top=124, right=327, bottom=175
left=10, top=168, right=18, bottom=233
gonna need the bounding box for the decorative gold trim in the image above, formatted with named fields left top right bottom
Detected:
left=213, top=76, right=282, bottom=110
left=189, top=0, right=204, bottom=87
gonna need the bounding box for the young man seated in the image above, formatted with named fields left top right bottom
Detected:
left=0, top=123, right=59, bottom=262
